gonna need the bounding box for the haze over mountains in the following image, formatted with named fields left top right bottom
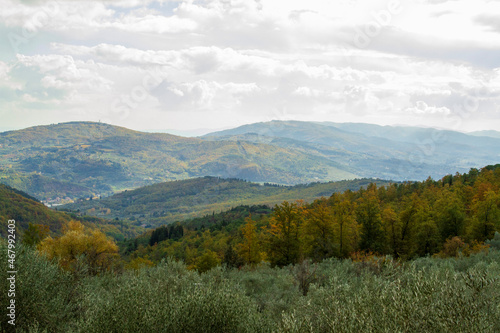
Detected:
left=204, top=120, right=500, bottom=181
left=0, top=120, right=499, bottom=202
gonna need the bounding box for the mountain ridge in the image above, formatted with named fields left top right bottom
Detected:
left=0, top=121, right=357, bottom=200
left=203, top=120, right=500, bottom=181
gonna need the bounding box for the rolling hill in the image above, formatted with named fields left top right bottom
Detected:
left=60, top=176, right=395, bottom=227
left=203, top=121, right=500, bottom=181
left=3, top=120, right=499, bottom=202
left=0, top=122, right=357, bottom=201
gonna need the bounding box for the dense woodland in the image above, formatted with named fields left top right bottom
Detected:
left=122, top=165, right=500, bottom=272
left=1, top=165, right=499, bottom=332
left=61, top=177, right=393, bottom=227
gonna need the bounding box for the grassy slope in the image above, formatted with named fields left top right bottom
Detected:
left=60, top=177, right=395, bottom=227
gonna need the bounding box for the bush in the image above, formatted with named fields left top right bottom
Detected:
left=0, top=242, right=77, bottom=332
left=77, top=259, right=263, bottom=333
left=1, top=244, right=498, bottom=332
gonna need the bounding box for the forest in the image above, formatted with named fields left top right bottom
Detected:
left=0, top=165, right=499, bottom=332
left=123, top=165, right=500, bottom=271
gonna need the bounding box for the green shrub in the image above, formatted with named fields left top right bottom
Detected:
left=0, top=243, right=77, bottom=332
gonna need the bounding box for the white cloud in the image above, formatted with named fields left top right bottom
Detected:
left=1, top=0, right=500, bottom=131
left=406, top=101, right=451, bottom=115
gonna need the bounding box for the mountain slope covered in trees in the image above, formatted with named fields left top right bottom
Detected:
left=127, top=165, right=500, bottom=270
left=204, top=121, right=500, bottom=181
left=61, top=177, right=394, bottom=227
left=0, top=184, right=143, bottom=240
left=3, top=121, right=500, bottom=202
left=0, top=122, right=356, bottom=201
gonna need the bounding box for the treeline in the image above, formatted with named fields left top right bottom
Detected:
left=128, top=165, right=500, bottom=271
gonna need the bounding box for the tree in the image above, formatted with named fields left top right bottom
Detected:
left=397, top=193, right=425, bottom=258
left=469, top=190, right=500, bottom=242
left=356, top=186, right=384, bottom=253
left=435, top=190, right=466, bottom=240
left=195, top=250, right=220, bottom=273
left=302, top=201, right=336, bottom=261
left=237, top=215, right=262, bottom=266
left=22, top=223, right=50, bottom=247
left=266, top=201, right=303, bottom=267
left=149, top=225, right=169, bottom=246
left=38, top=221, right=119, bottom=275
left=415, top=218, right=441, bottom=256
left=223, top=243, right=242, bottom=268
left=381, top=205, right=401, bottom=257
left=333, top=197, right=358, bottom=257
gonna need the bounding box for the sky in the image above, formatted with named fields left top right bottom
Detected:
left=1, top=0, right=500, bottom=134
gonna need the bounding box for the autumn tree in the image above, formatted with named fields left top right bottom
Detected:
left=435, top=190, right=466, bottom=240
left=469, top=190, right=500, bottom=242
left=414, top=218, right=441, bottom=256
left=237, top=215, right=262, bottom=266
left=38, top=221, right=119, bottom=275
left=302, top=200, right=336, bottom=261
left=195, top=250, right=221, bottom=273
left=397, top=193, right=426, bottom=258
left=356, top=185, right=385, bottom=253
left=381, top=205, right=401, bottom=257
left=332, top=197, right=358, bottom=257
left=267, top=201, right=304, bottom=267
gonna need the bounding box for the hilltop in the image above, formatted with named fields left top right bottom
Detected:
left=0, top=122, right=356, bottom=201
left=203, top=120, right=500, bottom=181
left=2, top=120, right=499, bottom=202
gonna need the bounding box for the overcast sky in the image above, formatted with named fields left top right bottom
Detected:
left=1, top=0, right=500, bottom=133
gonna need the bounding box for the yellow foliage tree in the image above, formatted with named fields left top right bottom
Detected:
left=266, top=201, right=304, bottom=267
left=237, top=215, right=262, bottom=266
left=38, top=221, right=119, bottom=275
left=333, top=197, right=359, bottom=257
left=126, top=257, right=154, bottom=270
left=195, top=250, right=221, bottom=273
left=302, top=201, right=335, bottom=261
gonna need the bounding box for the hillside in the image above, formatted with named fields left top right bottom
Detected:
left=0, top=122, right=357, bottom=201
left=0, top=183, right=143, bottom=240
left=60, top=177, right=394, bottom=227
left=126, top=164, right=500, bottom=271
left=204, top=121, right=500, bottom=181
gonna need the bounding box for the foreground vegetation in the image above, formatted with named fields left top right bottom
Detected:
left=1, top=165, right=499, bottom=332
left=1, top=241, right=499, bottom=333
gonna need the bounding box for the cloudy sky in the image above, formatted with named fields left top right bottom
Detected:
left=1, top=0, right=500, bottom=134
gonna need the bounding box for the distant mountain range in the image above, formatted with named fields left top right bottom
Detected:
left=468, top=130, right=500, bottom=139
left=1, top=120, right=499, bottom=201
left=204, top=120, right=500, bottom=182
